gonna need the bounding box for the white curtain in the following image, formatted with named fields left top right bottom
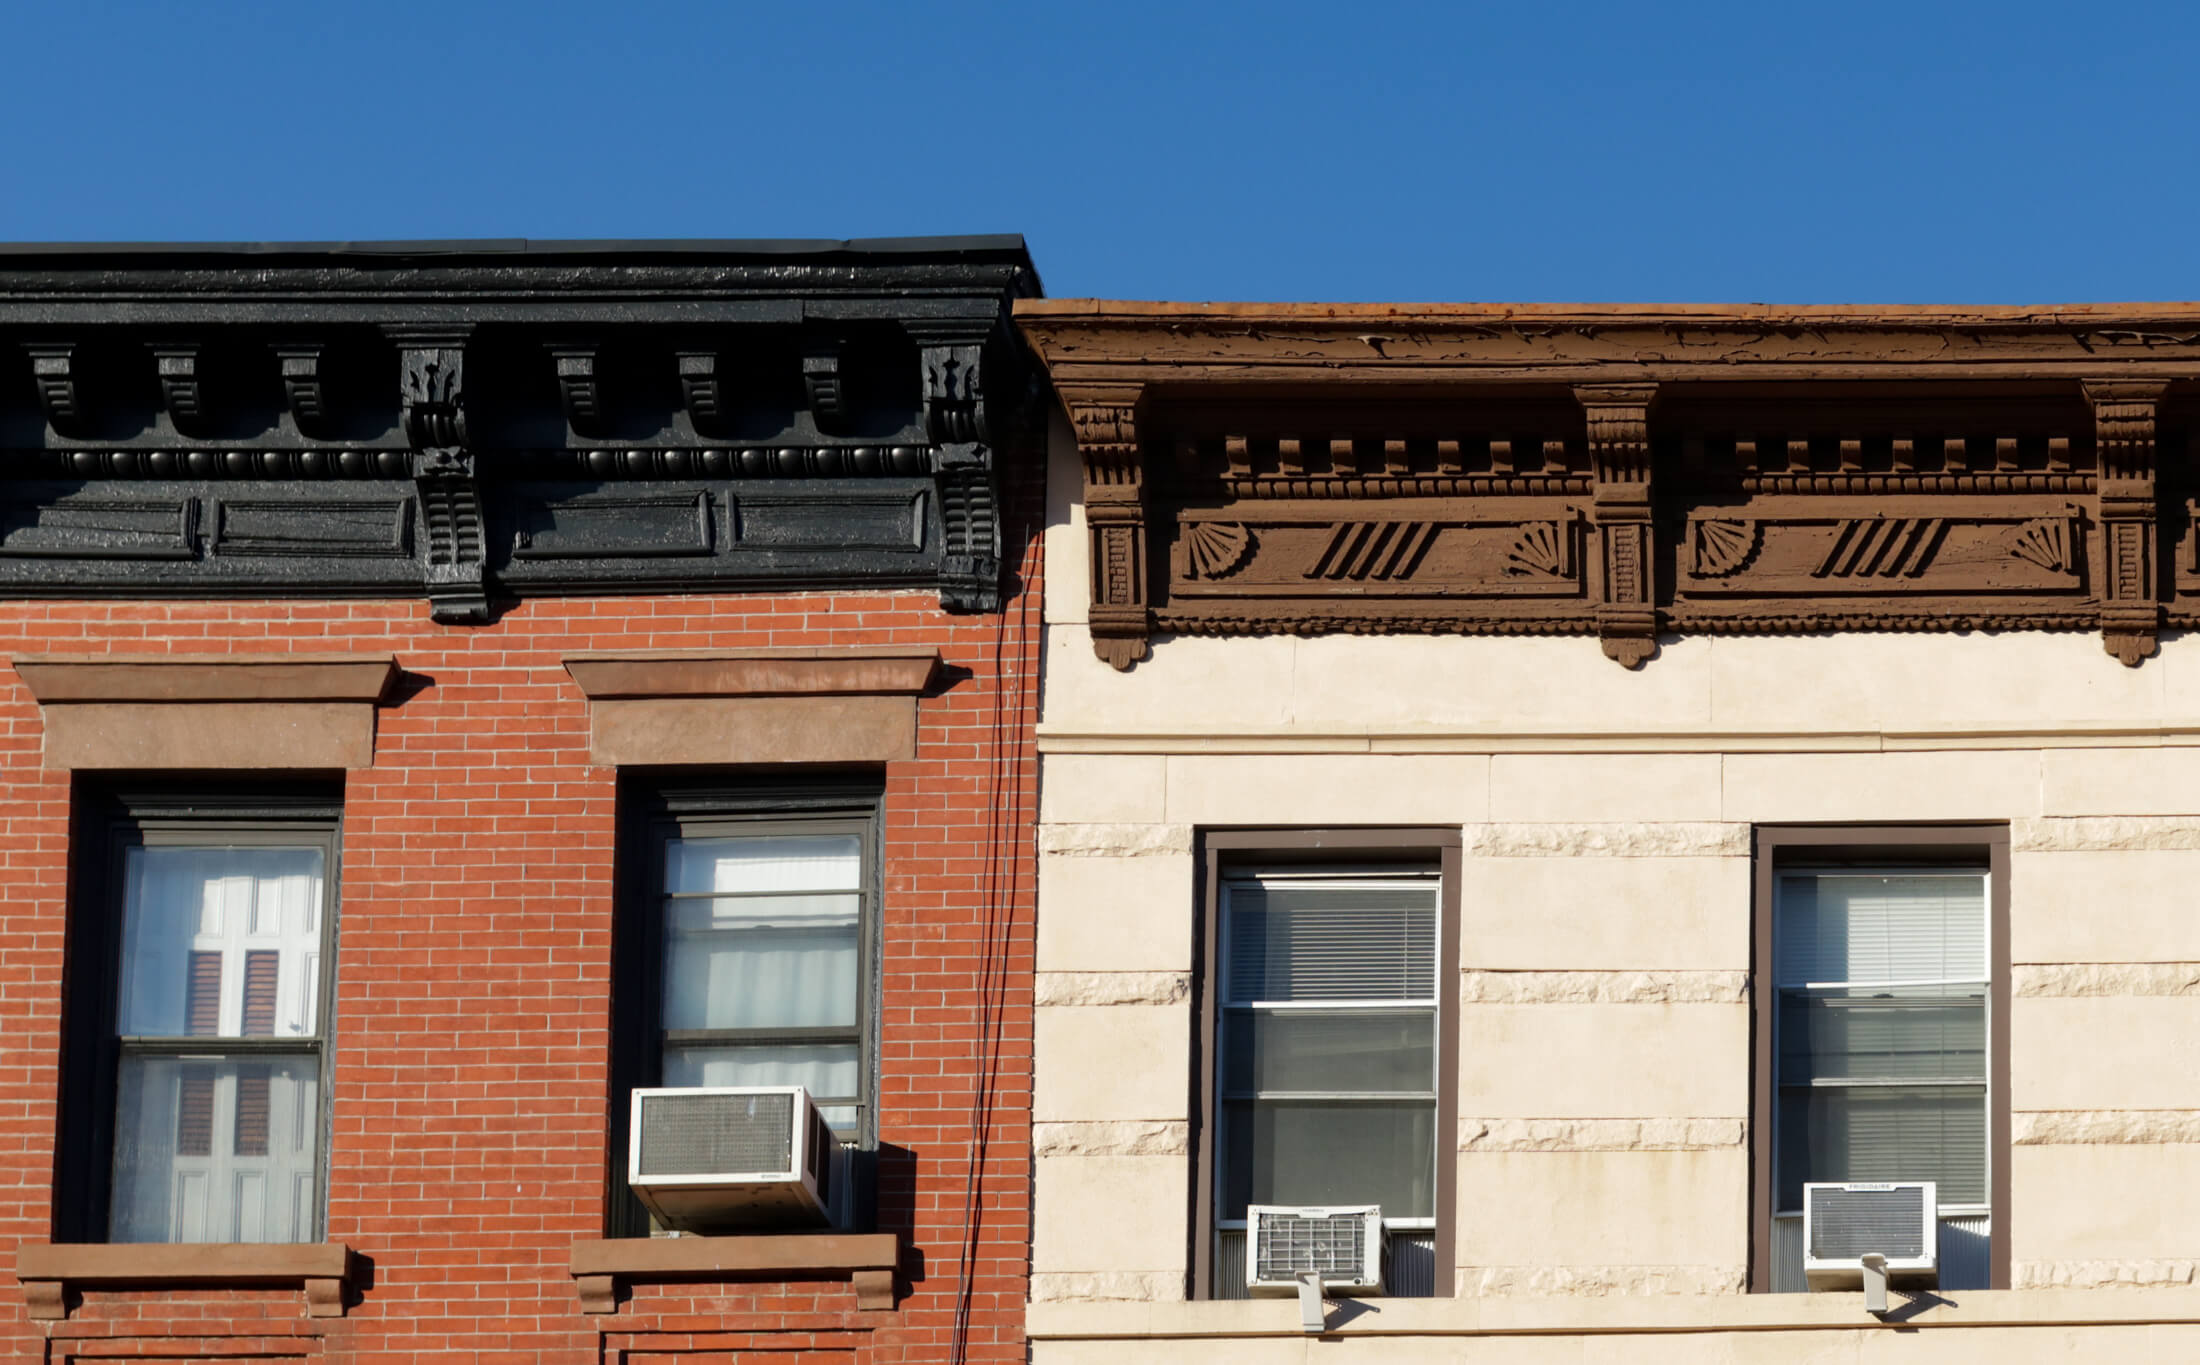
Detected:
left=661, top=834, right=861, bottom=1032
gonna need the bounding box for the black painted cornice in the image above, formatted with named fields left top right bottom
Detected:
left=0, top=238, right=1042, bottom=619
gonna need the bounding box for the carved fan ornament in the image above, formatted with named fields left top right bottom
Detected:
left=1693, top=519, right=1759, bottom=577
left=2003, top=517, right=2071, bottom=573
left=1184, top=521, right=1253, bottom=578
left=1504, top=521, right=1571, bottom=578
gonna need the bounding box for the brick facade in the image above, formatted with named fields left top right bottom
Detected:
left=0, top=516, right=1039, bottom=1360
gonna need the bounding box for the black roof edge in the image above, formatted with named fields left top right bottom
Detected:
left=0, top=234, right=1032, bottom=262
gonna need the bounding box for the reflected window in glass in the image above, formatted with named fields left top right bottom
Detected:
left=99, top=829, right=336, bottom=1245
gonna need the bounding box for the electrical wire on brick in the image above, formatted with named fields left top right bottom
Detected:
left=948, top=461, right=1038, bottom=1365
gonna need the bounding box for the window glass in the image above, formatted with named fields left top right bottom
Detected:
left=1220, top=1101, right=1435, bottom=1218
left=663, top=1042, right=862, bottom=1130
left=1770, top=864, right=1990, bottom=1291
left=1222, top=1011, right=1436, bottom=1094
left=662, top=897, right=860, bottom=1031
left=111, top=1054, right=320, bottom=1243
left=1214, top=870, right=1440, bottom=1296
left=117, top=846, right=324, bottom=1039
left=102, top=836, right=331, bottom=1245
left=665, top=834, right=861, bottom=894
left=1226, top=882, right=1436, bottom=1002
left=656, top=824, right=869, bottom=1138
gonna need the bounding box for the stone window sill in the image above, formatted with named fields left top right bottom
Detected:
left=568, top=1233, right=899, bottom=1314
left=16, top=1241, right=359, bottom=1320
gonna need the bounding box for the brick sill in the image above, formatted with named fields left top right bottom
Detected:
left=16, top=1241, right=358, bottom=1320
left=568, top=1233, right=899, bottom=1314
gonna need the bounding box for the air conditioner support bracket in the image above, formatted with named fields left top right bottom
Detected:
left=1297, top=1271, right=1327, bottom=1334
left=1861, top=1253, right=1889, bottom=1315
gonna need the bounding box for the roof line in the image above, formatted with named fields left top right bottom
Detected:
left=0, top=235, right=1031, bottom=260
left=1016, top=299, right=2200, bottom=321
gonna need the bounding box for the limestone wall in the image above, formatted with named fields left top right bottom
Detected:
left=1031, top=415, right=2200, bottom=1351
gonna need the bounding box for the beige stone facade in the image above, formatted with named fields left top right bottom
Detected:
left=1031, top=415, right=2200, bottom=1358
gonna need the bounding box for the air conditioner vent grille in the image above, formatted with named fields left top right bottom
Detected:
left=1808, top=1185, right=1928, bottom=1260
left=1255, top=1211, right=1369, bottom=1283
left=637, top=1090, right=793, bottom=1177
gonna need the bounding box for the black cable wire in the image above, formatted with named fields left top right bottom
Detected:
left=950, top=473, right=1037, bottom=1364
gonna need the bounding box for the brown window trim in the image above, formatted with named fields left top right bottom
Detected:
left=14, top=652, right=397, bottom=771
left=16, top=1240, right=358, bottom=1319
left=1191, top=827, right=1463, bottom=1301
left=1748, top=823, right=2012, bottom=1293
left=567, top=1231, right=899, bottom=1314
left=564, top=648, right=940, bottom=767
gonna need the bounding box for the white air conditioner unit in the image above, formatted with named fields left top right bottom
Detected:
left=1803, top=1181, right=1938, bottom=1290
left=1246, top=1205, right=1385, bottom=1296
left=628, top=1085, right=843, bottom=1233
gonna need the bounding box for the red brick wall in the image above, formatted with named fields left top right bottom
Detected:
left=0, top=539, right=1039, bottom=1362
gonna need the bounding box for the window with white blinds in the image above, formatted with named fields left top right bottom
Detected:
left=1771, top=866, right=1990, bottom=1286
left=1213, top=870, right=1439, bottom=1298
left=658, top=826, right=868, bottom=1134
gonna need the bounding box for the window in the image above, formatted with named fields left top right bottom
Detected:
left=611, top=779, right=880, bottom=1234
left=59, top=787, right=340, bottom=1244
left=1195, top=832, right=1460, bottom=1300
left=1752, top=827, right=2009, bottom=1292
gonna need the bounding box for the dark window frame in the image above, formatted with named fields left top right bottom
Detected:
left=56, top=780, right=344, bottom=1245
left=607, top=772, right=885, bottom=1238
left=1748, top=823, right=2011, bottom=1293
left=1191, top=828, right=1462, bottom=1301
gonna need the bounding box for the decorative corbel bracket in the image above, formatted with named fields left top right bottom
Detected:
left=274, top=343, right=329, bottom=436
left=1576, top=383, right=1660, bottom=667
left=1065, top=383, right=1151, bottom=669
left=909, top=321, right=1003, bottom=612
left=803, top=342, right=848, bottom=434
left=917, top=335, right=986, bottom=447
left=548, top=341, right=604, bottom=436
left=152, top=344, right=206, bottom=435
left=391, top=327, right=489, bottom=624
left=26, top=343, right=79, bottom=432
left=2085, top=378, right=2170, bottom=666
left=677, top=350, right=722, bottom=432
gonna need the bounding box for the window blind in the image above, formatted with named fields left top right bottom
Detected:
left=1776, top=1085, right=1986, bottom=1206
left=1224, top=881, right=1437, bottom=1003
left=1775, top=873, right=1986, bottom=985
left=1773, top=865, right=1991, bottom=1217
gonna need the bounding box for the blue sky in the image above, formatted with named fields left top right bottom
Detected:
left=3, top=1, right=2195, bottom=303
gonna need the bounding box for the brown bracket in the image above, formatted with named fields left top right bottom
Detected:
left=1577, top=383, right=1659, bottom=668
left=1065, top=383, right=1152, bottom=670
left=2085, top=379, right=2170, bottom=666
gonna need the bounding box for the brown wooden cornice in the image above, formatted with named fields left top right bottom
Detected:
left=1016, top=300, right=2200, bottom=385
left=1019, top=302, right=2200, bottom=668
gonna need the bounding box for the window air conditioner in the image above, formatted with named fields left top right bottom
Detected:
left=1245, top=1205, right=1385, bottom=1296
left=1802, top=1181, right=1938, bottom=1290
left=629, top=1085, right=842, bottom=1233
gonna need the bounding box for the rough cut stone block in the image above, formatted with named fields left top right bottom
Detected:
left=1034, top=1121, right=1189, bottom=1158
left=1034, top=971, right=1191, bottom=1007
left=1465, top=823, right=1750, bottom=858
left=1460, top=970, right=1749, bottom=1005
